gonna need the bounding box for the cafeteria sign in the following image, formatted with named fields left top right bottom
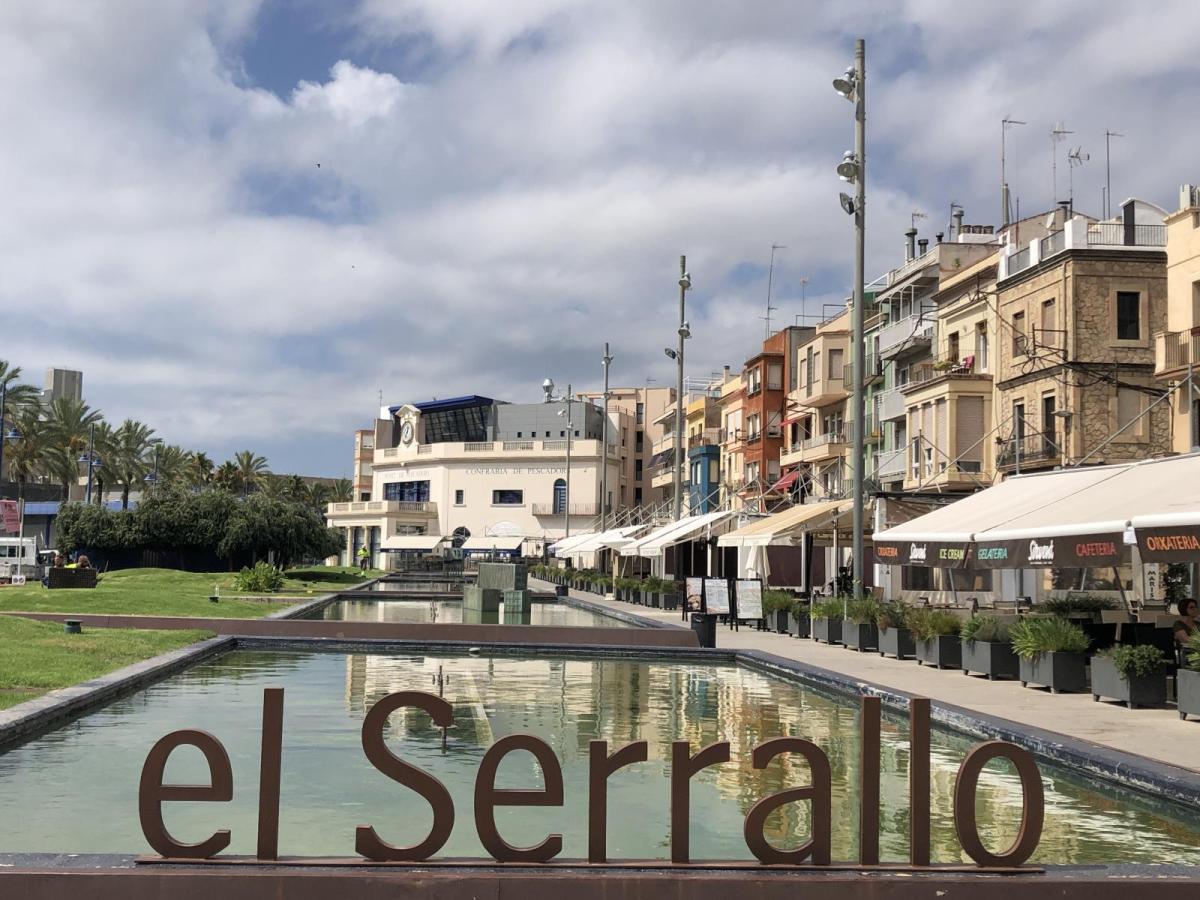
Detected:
left=137, top=689, right=1044, bottom=869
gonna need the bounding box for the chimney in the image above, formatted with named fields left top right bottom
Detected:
left=917, top=238, right=929, bottom=255
left=1058, top=200, right=1072, bottom=224
left=905, top=227, right=917, bottom=261
left=935, top=231, right=944, bottom=244
left=722, top=365, right=731, bottom=384
left=952, top=206, right=965, bottom=239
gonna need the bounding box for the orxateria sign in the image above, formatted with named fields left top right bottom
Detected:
left=137, top=689, right=1045, bottom=870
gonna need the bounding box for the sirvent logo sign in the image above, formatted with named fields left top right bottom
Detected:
left=908, top=544, right=927, bottom=563
left=1027, top=539, right=1055, bottom=563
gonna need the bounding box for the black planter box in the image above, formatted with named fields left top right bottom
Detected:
left=773, top=609, right=790, bottom=634
left=878, top=626, right=916, bottom=660
left=662, top=592, right=680, bottom=611
left=916, top=635, right=961, bottom=669
left=961, top=639, right=1019, bottom=680
left=1019, top=651, right=1088, bottom=693
left=789, top=613, right=810, bottom=639
left=812, top=618, right=842, bottom=644
left=648, top=593, right=662, bottom=608
left=1090, top=656, right=1167, bottom=709
left=1179, top=669, right=1200, bottom=721
left=843, top=623, right=878, bottom=652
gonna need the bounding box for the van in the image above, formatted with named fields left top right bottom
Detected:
left=0, top=537, right=40, bottom=574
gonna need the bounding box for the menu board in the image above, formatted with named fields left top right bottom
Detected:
left=703, top=578, right=730, bottom=615
left=685, top=577, right=704, bottom=612
left=735, top=579, right=763, bottom=620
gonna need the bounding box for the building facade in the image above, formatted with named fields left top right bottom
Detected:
left=576, top=385, right=674, bottom=512
left=352, top=429, right=373, bottom=501
left=1154, top=184, right=1200, bottom=453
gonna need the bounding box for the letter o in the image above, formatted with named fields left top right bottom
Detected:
left=953, top=741, right=1044, bottom=868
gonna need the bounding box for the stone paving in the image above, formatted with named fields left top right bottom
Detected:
left=533, top=578, right=1200, bottom=775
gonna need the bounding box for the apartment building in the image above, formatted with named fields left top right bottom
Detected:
left=352, top=429, right=373, bottom=500
left=781, top=311, right=850, bottom=501
left=686, top=391, right=722, bottom=512
left=575, top=385, right=674, bottom=511
left=646, top=378, right=719, bottom=511
left=1153, top=184, right=1200, bottom=453
left=717, top=372, right=745, bottom=507
left=995, top=200, right=1171, bottom=472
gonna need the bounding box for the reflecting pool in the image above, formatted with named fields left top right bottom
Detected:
left=1, top=649, right=1198, bottom=862
left=308, top=599, right=629, bottom=627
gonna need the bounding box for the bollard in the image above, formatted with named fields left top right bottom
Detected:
left=64, top=620, right=82, bottom=635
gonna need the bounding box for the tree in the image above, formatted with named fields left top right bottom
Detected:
left=153, top=444, right=191, bottom=490
left=331, top=478, right=353, bottom=503
left=0, top=359, right=41, bottom=419
left=189, top=451, right=215, bottom=488
left=213, top=460, right=242, bottom=493
left=257, top=473, right=288, bottom=500
left=233, top=450, right=269, bottom=496
left=45, top=397, right=103, bottom=497
left=108, top=419, right=156, bottom=510
left=87, top=421, right=117, bottom=504
left=4, top=406, right=49, bottom=499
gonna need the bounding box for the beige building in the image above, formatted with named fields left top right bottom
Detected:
left=576, top=385, right=674, bottom=511
left=717, top=372, right=746, bottom=507
left=352, top=429, right=373, bottom=501
left=995, top=200, right=1171, bottom=473
left=782, top=311, right=850, bottom=500
left=1154, top=184, right=1200, bottom=453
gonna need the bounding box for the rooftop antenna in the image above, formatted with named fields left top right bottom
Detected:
left=763, top=243, right=785, bottom=338
left=1001, top=117, right=1026, bottom=226
left=1050, top=121, right=1073, bottom=206
left=1104, top=129, right=1124, bottom=219
left=1067, top=146, right=1089, bottom=212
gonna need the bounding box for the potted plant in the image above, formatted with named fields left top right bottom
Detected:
left=764, top=590, right=793, bottom=634
left=843, top=598, right=881, bottom=652
left=960, top=615, right=1019, bottom=680
left=877, top=601, right=915, bottom=659
left=789, top=598, right=811, bottom=638
left=614, top=576, right=636, bottom=602
left=811, top=598, right=844, bottom=644
left=909, top=608, right=963, bottom=669
left=1011, top=617, right=1091, bottom=693
left=660, top=579, right=681, bottom=610
left=1092, top=645, right=1169, bottom=709
left=1180, top=634, right=1200, bottom=721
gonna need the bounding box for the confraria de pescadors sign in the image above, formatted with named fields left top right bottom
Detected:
left=137, top=688, right=1044, bottom=869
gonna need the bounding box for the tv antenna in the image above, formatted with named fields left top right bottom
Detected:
left=1050, top=121, right=1073, bottom=204
left=763, top=243, right=786, bottom=338
left=1001, top=117, right=1026, bottom=226
left=1105, top=129, right=1124, bottom=218
left=1067, top=146, right=1089, bottom=209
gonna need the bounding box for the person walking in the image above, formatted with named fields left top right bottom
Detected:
left=357, top=543, right=370, bottom=573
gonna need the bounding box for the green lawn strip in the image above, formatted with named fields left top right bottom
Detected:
left=0, top=566, right=380, bottom=619
left=0, top=616, right=213, bottom=710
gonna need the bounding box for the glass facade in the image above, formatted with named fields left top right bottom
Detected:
left=384, top=481, right=430, bottom=502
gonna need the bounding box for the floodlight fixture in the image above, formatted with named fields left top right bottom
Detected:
left=832, top=67, right=856, bottom=100
left=837, top=150, right=859, bottom=183
left=839, top=192, right=856, bottom=216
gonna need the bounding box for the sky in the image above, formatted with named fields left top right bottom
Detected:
left=3, top=0, right=1200, bottom=477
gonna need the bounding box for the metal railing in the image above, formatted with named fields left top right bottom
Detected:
left=1156, top=328, right=1200, bottom=372
left=879, top=314, right=935, bottom=356
left=874, top=447, right=906, bottom=479
left=842, top=353, right=882, bottom=384
left=802, top=431, right=845, bottom=450
left=997, top=430, right=1060, bottom=468
left=1134, top=224, right=1167, bottom=245
left=532, top=502, right=599, bottom=516
left=463, top=441, right=495, bottom=452
left=1039, top=230, right=1064, bottom=257
left=1087, top=223, right=1124, bottom=245
left=1008, top=246, right=1032, bottom=274
left=1087, top=222, right=1166, bottom=247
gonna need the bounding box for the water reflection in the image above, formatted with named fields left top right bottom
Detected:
left=313, top=598, right=628, bottom=627
left=0, top=649, right=1197, bottom=863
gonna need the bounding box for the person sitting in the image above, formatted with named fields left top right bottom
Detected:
left=1173, top=598, right=1198, bottom=648
left=75, top=555, right=92, bottom=570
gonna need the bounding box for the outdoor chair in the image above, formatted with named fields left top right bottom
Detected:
left=47, top=568, right=98, bottom=590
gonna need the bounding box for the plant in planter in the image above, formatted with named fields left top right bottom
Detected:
left=789, top=598, right=811, bottom=638
left=811, top=598, right=845, bottom=644
left=1092, top=644, right=1169, bottom=709
left=659, top=579, right=681, bottom=610
left=1010, top=617, right=1091, bottom=693
left=960, top=615, right=1019, bottom=680
left=641, top=576, right=666, bottom=607
left=908, top=608, right=962, bottom=669
left=614, top=577, right=637, bottom=602
left=876, top=601, right=915, bottom=660
left=1181, top=633, right=1200, bottom=722
left=843, top=598, right=881, bottom=651
left=763, top=590, right=795, bottom=634
left=1035, top=594, right=1117, bottom=621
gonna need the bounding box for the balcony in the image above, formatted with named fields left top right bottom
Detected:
left=688, top=427, right=722, bottom=450
left=375, top=438, right=613, bottom=466
left=996, top=431, right=1061, bottom=471
left=874, top=447, right=906, bottom=480
left=326, top=500, right=439, bottom=521
left=532, top=502, right=599, bottom=517
left=899, top=354, right=992, bottom=396
left=842, top=352, right=883, bottom=387
left=876, top=387, right=906, bottom=422
left=879, top=314, right=935, bottom=359
left=1155, top=328, right=1200, bottom=378
left=799, top=431, right=846, bottom=463
left=1001, top=215, right=1168, bottom=280
left=905, top=453, right=986, bottom=490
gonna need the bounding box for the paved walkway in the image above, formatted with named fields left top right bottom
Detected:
left=533, top=579, right=1199, bottom=776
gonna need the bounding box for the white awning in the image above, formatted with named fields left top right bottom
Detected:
left=562, top=525, right=648, bottom=554
left=381, top=534, right=447, bottom=551
left=628, top=510, right=738, bottom=558
left=549, top=532, right=595, bottom=555
left=462, top=535, right=525, bottom=552
left=718, top=500, right=852, bottom=548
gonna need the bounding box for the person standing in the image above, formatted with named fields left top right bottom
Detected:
left=357, top=543, right=370, bottom=573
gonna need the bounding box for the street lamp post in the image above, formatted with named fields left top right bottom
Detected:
left=84, top=422, right=98, bottom=505
left=0, top=383, right=7, bottom=489
left=673, top=256, right=691, bottom=521
left=834, top=39, right=867, bottom=604
left=600, top=343, right=612, bottom=531
left=542, top=379, right=575, bottom=538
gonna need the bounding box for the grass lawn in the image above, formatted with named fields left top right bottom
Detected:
left=0, top=616, right=213, bottom=710
left=0, top=566, right=382, bottom=619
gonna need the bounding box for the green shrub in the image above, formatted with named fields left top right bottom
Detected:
left=876, top=601, right=909, bottom=632
left=1104, top=644, right=1167, bottom=680
left=1186, top=633, right=1200, bottom=672
left=812, top=598, right=846, bottom=621
left=846, top=598, right=881, bottom=625
left=1009, top=617, right=1090, bottom=660
left=791, top=598, right=811, bottom=618
left=1036, top=594, right=1117, bottom=617
left=961, top=614, right=1013, bottom=644
left=234, top=561, right=284, bottom=593
left=907, top=608, right=962, bottom=641
left=763, top=589, right=795, bottom=614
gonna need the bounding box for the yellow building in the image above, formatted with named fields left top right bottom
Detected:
left=1153, top=184, right=1200, bottom=453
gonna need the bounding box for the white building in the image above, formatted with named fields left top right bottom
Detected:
left=327, top=395, right=623, bottom=567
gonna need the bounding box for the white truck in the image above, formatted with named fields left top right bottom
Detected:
left=1, top=537, right=51, bottom=582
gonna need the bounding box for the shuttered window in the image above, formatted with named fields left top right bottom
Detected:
left=956, top=397, right=984, bottom=462
left=1117, top=389, right=1142, bottom=430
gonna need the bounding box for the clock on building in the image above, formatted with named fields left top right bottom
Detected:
left=400, top=421, right=414, bottom=445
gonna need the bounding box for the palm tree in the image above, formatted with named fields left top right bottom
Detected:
left=153, top=444, right=191, bottom=489
left=331, top=478, right=353, bottom=503
left=213, top=460, right=241, bottom=493
left=285, top=474, right=307, bottom=503
left=233, top=450, right=269, bottom=495
left=45, top=397, right=102, bottom=498
left=189, top=451, right=215, bottom=488
left=257, top=473, right=288, bottom=500
left=0, top=359, right=41, bottom=418
left=87, top=421, right=117, bottom=504
left=109, top=419, right=156, bottom=510
left=306, top=481, right=332, bottom=512
left=4, top=407, right=49, bottom=499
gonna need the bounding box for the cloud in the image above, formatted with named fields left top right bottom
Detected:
left=3, top=0, right=1200, bottom=474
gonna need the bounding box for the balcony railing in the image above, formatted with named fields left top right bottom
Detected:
left=532, top=502, right=599, bottom=516
left=1008, top=246, right=1032, bottom=275
left=1155, top=328, right=1200, bottom=373
left=1039, top=230, right=1065, bottom=257
left=802, top=431, right=845, bottom=450
left=1087, top=222, right=1166, bottom=247
left=876, top=388, right=906, bottom=421
left=327, top=500, right=438, bottom=516
left=842, top=353, right=883, bottom=385
left=879, top=314, right=935, bottom=357
left=503, top=440, right=533, bottom=451
left=997, top=431, right=1060, bottom=468
left=464, top=441, right=495, bottom=452
left=899, top=354, right=986, bottom=393
left=874, top=447, right=906, bottom=479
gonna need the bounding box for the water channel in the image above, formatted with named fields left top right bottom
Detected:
left=1, top=648, right=1197, bottom=862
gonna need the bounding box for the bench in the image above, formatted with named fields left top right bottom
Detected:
left=47, top=568, right=98, bottom=589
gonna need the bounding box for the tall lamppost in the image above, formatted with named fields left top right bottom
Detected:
left=666, top=256, right=691, bottom=521
left=0, top=382, right=8, bottom=489
left=834, top=39, right=866, bottom=604
left=81, top=422, right=102, bottom=505
left=542, top=379, right=574, bottom=538
left=600, top=344, right=612, bottom=530
left=145, top=439, right=164, bottom=488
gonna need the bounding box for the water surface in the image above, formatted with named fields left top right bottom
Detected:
left=310, top=598, right=629, bottom=628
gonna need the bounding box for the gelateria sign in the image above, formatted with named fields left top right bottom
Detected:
left=137, top=689, right=1045, bottom=869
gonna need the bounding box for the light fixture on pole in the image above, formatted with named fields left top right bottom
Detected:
left=673, top=256, right=691, bottom=522
left=542, top=378, right=575, bottom=538
left=600, top=343, right=612, bottom=530
left=145, top=438, right=164, bottom=486
left=80, top=422, right=102, bottom=505
left=833, top=39, right=867, bottom=609
left=0, top=383, right=7, bottom=488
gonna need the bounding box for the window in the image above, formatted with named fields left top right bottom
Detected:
left=384, top=481, right=430, bottom=502
left=1041, top=394, right=1057, bottom=456
left=976, top=322, right=989, bottom=372
left=516, top=432, right=522, bottom=438
left=636, top=402, right=644, bottom=424
left=813, top=351, right=821, bottom=384
left=1193, top=398, right=1200, bottom=450
left=1117, top=388, right=1142, bottom=430
left=1193, top=280, right=1200, bottom=324
left=829, top=348, right=844, bottom=381
left=545, top=431, right=550, bottom=437
left=1013, top=402, right=1026, bottom=440
left=454, top=489, right=464, bottom=506
left=552, top=479, right=567, bottom=514
left=635, top=429, right=644, bottom=452
left=1040, top=299, right=1057, bottom=343
left=947, top=331, right=959, bottom=363
left=559, top=430, right=565, bottom=437
left=634, top=487, right=643, bottom=505
left=1116, top=291, right=1141, bottom=340
left=747, top=367, right=762, bottom=394
left=767, top=362, right=783, bottom=391
left=492, top=489, right=524, bottom=505
left=634, top=459, right=643, bottom=480
left=1012, top=311, right=1026, bottom=355
left=746, top=414, right=761, bottom=439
